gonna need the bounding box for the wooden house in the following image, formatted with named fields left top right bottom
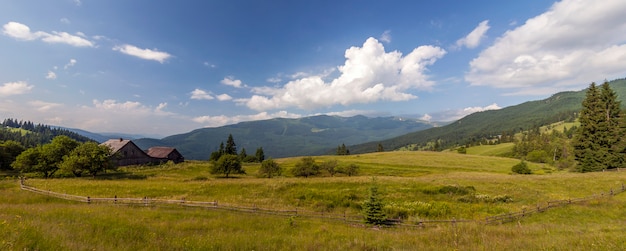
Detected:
left=101, top=139, right=155, bottom=166
left=146, top=147, right=184, bottom=164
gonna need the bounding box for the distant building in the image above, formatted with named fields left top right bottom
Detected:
left=100, top=138, right=184, bottom=166
left=146, top=146, right=184, bottom=164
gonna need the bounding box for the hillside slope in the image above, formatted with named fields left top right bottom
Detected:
left=134, top=115, right=433, bottom=159
left=351, top=78, right=626, bottom=154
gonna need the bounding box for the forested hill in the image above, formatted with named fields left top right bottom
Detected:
left=0, top=118, right=93, bottom=147
left=350, top=78, right=626, bottom=154
left=134, top=115, right=434, bottom=160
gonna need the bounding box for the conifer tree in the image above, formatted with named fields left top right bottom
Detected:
left=225, top=134, right=237, bottom=155
left=573, top=82, right=623, bottom=172
left=362, top=182, right=386, bottom=225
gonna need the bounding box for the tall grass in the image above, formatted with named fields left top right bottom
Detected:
left=3, top=151, right=626, bottom=250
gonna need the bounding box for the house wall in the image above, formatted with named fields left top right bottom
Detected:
left=114, top=143, right=155, bottom=166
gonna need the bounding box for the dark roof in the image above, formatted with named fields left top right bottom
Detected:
left=100, top=139, right=133, bottom=153
left=146, top=147, right=178, bottom=159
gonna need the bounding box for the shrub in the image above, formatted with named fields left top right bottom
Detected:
left=512, top=160, right=532, bottom=174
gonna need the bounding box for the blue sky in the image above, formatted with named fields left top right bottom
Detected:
left=2, top=0, right=626, bottom=137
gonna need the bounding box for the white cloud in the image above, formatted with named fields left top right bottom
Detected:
left=2, top=21, right=94, bottom=47
left=456, top=20, right=490, bottom=49
left=220, top=77, right=245, bottom=88
left=379, top=30, right=392, bottom=43
left=64, top=59, right=77, bottom=69
left=427, top=103, right=501, bottom=122
left=243, top=37, right=446, bottom=111
left=60, top=18, right=71, bottom=24
left=266, top=77, right=282, bottom=83
left=216, top=94, right=233, bottom=101
left=192, top=111, right=302, bottom=128
left=113, top=44, right=172, bottom=63
left=29, top=100, right=62, bottom=112
left=46, top=71, right=57, bottom=80
left=466, top=0, right=626, bottom=94
left=190, top=89, right=214, bottom=100
left=0, top=81, right=34, bottom=96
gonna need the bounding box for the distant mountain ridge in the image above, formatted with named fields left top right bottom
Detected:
left=350, top=78, right=626, bottom=154
left=133, top=115, right=435, bottom=160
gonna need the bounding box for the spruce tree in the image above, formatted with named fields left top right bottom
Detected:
left=573, top=82, right=623, bottom=172
left=362, top=182, right=386, bottom=225
left=225, top=134, right=237, bottom=155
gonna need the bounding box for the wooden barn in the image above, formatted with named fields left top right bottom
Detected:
left=101, top=139, right=184, bottom=166
left=146, top=147, right=184, bottom=164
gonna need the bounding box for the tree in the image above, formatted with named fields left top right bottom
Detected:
left=225, top=134, right=237, bottom=155
left=337, top=144, right=350, bottom=155
left=12, top=147, right=45, bottom=176
left=0, top=140, right=25, bottom=170
left=338, top=163, right=360, bottom=176
left=511, top=160, right=532, bottom=174
left=320, top=159, right=338, bottom=176
left=291, top=157, right=319, bottom=178
left=573, top=82, right=623, bottom=172
left=209, top=142, right=225, bottom=161
left=255, top=147, right=265, bottom=162
left=362, top=181, right=386, bottom=225
left=239, top=147, right=247, bottom=160
left=60, top=142, right=114, bottom=178
left=12, top=136, right=79, bottom=178
left=211, top=154, right=244, bottom=178
left=258, top=158, right=282, bottom=178
left=376, top=143, right=384, bottom=152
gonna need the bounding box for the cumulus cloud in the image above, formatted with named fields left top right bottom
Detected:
left=243, top=37, right=446, bottom=111
left=190, top=89, right=214, bottom=100
left=113, top=44, right=172, bottom=63
left=455, top=20, right=490, bottom=49
left=46, top=71, right=57, bottom=80
left=2, top=21, right=94, bottom=47
left=466, top=0, right=626, bottom=95
left=0, top=81, right=33, bottom=96
left=216, top=94, right=233, bottom=101
left=192, top=111, right=302, bottom=128
left=221, top=77, right=245, bottom=88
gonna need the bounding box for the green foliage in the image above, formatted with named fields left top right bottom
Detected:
left=211, top=154, right=244, bottom=178
left=255, top=147, right=265, bottom=162
left=422, top=185, right=476, bottom=195
left=225, top=134, right=237, bottom=155
left=12, top=136, right=79, bottom=178
left=457, top=146, right=467, bottom=154
left=258, top=158, right=282, bottom=178
left=59, top=142, right=114, bottom=178
left=384, top=201, right=451, bottom=219
left=573, top=82, right=623, bottom=172
left=320, top=160, right=338, bottom=176
left=0, top=118, right=91, bottom=148
left=336, top=163, right=360, bottom=176
left=336, top=144, right=350, bottom=155
left=0, top=140, right=25, bottom=170
left=291, top=157, right=319, bottom=178
left=512, top=161, right=532, bottom=174
left=362, top=182, right=386, bottom=225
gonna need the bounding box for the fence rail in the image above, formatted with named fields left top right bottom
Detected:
left=18, top=177, right=625, bottom=227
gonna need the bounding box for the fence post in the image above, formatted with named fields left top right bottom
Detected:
left=622, top=183, right=625, bottom=192
left=144, top=196, right=148, bottom=206
left=114, top=195, right=117, bottom=204
left=610, top=189, right=614, bottom=196
left=87, top=196, right=91, bottom=204
left=181, top=197, right=185, bottom=204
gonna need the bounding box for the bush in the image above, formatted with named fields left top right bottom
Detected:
left=512, top=160, right=532, bottom=174
left=291, top=157, right=319, bottom=178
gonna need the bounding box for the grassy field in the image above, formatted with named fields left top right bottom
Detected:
left=2, top=151, right=626, bottom=250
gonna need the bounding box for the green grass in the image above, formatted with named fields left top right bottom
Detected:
left=465, top=143, right=515, bottom=157
left=3, top=151, right=626, bottom=250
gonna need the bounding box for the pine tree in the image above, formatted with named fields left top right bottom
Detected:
left=255, top=147, right=265, bottom=162
left=362, top=182, right=386, bottom=225
left=573, top=82, right=623, bottom=172
left=225, top=134, right=237, bottom=155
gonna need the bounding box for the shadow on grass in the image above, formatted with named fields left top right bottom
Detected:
left=96, top=172, right=151, bottom=180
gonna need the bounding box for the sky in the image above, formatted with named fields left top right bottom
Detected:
left=2, top=0, right=626, bottom=137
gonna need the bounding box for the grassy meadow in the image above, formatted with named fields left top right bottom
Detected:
left=2, top=151, right=626, bottom=250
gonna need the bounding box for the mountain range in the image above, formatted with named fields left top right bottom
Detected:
left=63, top=78, right=626, bottom=160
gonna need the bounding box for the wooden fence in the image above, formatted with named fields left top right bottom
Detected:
left=18, top=178, right=625, bottom=227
